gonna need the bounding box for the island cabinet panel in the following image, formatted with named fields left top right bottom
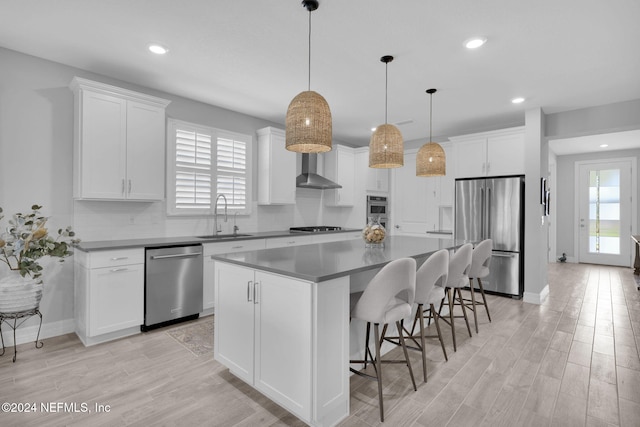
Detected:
left=214, top=262, right=350, bottom=426
left=70, top=77, right=170, bottom=201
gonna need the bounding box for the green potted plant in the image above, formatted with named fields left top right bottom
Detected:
left=0, top=205, right=79, bottom=313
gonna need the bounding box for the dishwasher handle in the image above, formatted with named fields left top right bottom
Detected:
left=150, top=252, right=203, bottom=260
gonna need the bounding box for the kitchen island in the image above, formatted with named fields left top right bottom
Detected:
left=211, top=236, right=460, bottom=427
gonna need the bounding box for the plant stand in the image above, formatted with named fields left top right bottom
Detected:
left=0, top=308, right=43, bottom=363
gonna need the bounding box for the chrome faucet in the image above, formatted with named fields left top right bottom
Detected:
left=233, top=212, right=239, bottom=236
left=213, top=194, right=228, bottom=235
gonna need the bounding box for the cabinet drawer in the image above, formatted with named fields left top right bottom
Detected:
left=265, top=236, right=315, bottom=248
left=204, top=239, right=266, bottom=256
left=87, top=248, right=145, bottom=268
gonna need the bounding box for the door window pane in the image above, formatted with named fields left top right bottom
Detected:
left=588, top=169, right=621, bottom=254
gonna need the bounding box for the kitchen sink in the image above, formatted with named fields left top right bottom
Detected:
left=195, top=234, right=253, bottom=239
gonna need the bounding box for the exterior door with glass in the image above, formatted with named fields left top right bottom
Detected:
left=577, top=159, right=634, bottom=266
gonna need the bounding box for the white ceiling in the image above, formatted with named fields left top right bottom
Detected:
left=1, top=0, right=639, bottom=148
left=549, top=129, right=640, bottom=156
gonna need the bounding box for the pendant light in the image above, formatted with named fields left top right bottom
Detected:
left=416, top=89, right=446, bottom=176
left=285, top=0, right=332, bottom=153
left=369, top=55, right=404, bottom=168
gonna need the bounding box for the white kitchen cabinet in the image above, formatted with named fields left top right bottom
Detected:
left=451, top=126, right=525, bottom=178
left=257, top=127, right=296, bottom=205
left=202, top=239, right=266, bottom=312
left=324, top=144, right=355, bottom=206
left=354, top=147, right=390, bottom=194
left=69, top=77, right=170, bottom=201
left=215, top=263, right=313, bottom=422
left=74, top=248, right=144, bottom=346
left=392, top=150, right=440, bottom=234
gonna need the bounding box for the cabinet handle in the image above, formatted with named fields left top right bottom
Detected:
left=128, top=179, right=132, bottom=194
left=232, top=246, right=243, bottom=249
left=110, top=267, right=129, bottom=272
left=121, top=179, right=125, bottom=195
left=110, top=257, right=129, bottom=261
left=486, top=163, right=490, bottom=174
left=247, top=281, right=253, bottom=302
left=288, top=241, right=296, bottom=244
left=253, top=281, right=259, bottom=304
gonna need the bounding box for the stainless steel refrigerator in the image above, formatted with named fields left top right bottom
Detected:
left=454, top=176, right=524, bottom=298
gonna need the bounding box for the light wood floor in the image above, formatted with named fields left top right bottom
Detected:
left=1, top=263, right=639, bottom=426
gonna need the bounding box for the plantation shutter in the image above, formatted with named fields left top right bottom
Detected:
left=216, top=133, right=247, bottom=211
left=175, top=128, right=212, bottom=210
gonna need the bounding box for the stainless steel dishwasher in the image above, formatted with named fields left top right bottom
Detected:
left=143, top=245, right=203, bottom=331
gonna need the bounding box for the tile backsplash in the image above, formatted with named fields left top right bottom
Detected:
left=74, top=188, right=357, bottom=241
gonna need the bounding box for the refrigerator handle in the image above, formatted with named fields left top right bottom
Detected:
left=487, top=186, right=492, bottom=238
left=480, top=186, right=485, bottom=238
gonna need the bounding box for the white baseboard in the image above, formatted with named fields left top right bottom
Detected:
left=523, top=284, right=550, bottom=305
left=1, top=318, right=75, bottom=347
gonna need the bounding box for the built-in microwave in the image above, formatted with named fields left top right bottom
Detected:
left=366, top=195, right=388, bottom=228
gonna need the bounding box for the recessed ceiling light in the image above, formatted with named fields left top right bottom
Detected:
left=600, top=144, right=609, bottom=148
left=511, top=97, right=525, bottom=104
left=148, top=43, right=169, bottom=55
left=464, top=37, right=487, bottom=49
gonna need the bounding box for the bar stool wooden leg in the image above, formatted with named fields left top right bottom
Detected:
left=397, top=320, right=417, bottom=392
left=447, top=287, right=457, bottom=351
left=478, top=278, right=492, bottom=322
left=430, top=303, right=448, bottom=361
left=373, top=323, right=384, bottom=422
left=469, top=280, right=479, bottom=333
left=456, top=288, right=472, bottom=338
left=418, top=307, right=428, bottom=382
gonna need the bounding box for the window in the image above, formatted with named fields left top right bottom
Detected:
left=167, top=119, right=252, bottom=216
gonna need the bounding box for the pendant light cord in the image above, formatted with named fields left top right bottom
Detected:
left=429, top=91, right=433, bottom=142
left=307, top=9, right=312, bottom=91
left=384, top=62, right=388, bottom=124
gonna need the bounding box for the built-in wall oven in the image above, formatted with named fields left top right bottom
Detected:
left=366, top=195, right=388, bottom=228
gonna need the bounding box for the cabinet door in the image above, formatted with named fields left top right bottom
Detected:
left=486, top=133, right=525, bottom=176
left=214, top=263, right=255, bottom=383
left=257, top=128, right=296, bottom=205
left=203, top=240, right=266, bottom=311
left=79, top=91, right=127, bottom=199
left=454, top=138, right=487, bottom=179
left=439, top=143, right=455, bottom=206
left=324, top=145, right=355, bottom=207
left=254, top=271, right=312, bottom=421
left=88, top=263, right=143, bottom=336
left=126, top=101, right=166, bottom=200
left=393, top=151, right=437, bottom=234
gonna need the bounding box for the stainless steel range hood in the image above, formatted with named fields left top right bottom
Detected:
left=296, top=153, right=342, bottom=190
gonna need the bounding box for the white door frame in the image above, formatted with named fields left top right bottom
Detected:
left=573, top=157, right=637, bottom=266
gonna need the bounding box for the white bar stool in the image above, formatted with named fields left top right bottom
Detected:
left=349, top=257, right=417, bottom=422
left=467, top=239, right=493, bottom=333
left=439, top=243, right=473, bottom=352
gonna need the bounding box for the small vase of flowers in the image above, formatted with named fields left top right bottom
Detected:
left=0, top=205, right=79, bottom=313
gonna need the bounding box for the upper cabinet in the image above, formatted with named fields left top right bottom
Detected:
left=354, top=148, right=390, bottom=194
left=451, top=126, right=525, bottom=179
left=324, top=144, right=355, bottom=207
left=69, top=77, right=170, bottom=201
left=257, top=127, right=296, bottom=205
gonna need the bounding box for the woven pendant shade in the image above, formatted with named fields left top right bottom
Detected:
left=286, top=90, right=332, bottom=153
left=416, top=88, right=445, bottom=177
left=416, top=142, right=446, bottom=176
left=369, top=124, right=404, bottom=168
left=369, top=55, right=403, bottom=168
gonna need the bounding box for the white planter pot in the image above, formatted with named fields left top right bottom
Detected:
left=0, top=275, right=43, bottom=313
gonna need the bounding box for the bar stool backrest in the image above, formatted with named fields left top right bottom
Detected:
left=351, top=257, right=416, bottom=324
left=445, top=243, right=473, bottom=288
left=469, top=239, right=493, bottom=279
left=415, top=249, right=449, bottom=304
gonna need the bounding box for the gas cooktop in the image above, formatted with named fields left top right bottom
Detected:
left=289, top=226, right=343, bottom=233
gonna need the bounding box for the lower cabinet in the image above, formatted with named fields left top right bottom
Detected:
left=214, top=262, right=350, bottom=426
left=74, top=248, right=144, bottom=346
left=202, top=239, right=266, bottom=312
